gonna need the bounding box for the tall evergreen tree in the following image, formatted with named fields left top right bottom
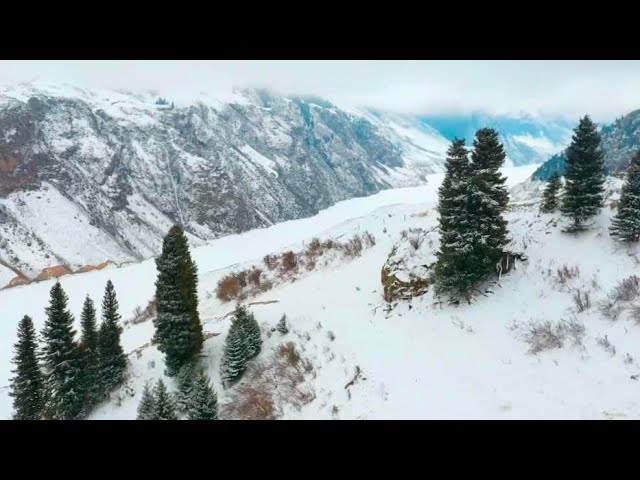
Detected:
left=188, top=372, right=218, bottom=420
left=239, top=306, right=261, bottom=359
left=153, top=225, right=203, bottom=376
left=611, top=151, right=640, bottom=241
left=220, top=312, right=250, bottom=386
left=78, top=295, right=101, bottom=411
left=561, top=115, right=605, bottom=231
left=152, top=379, right=177, bottom=420
left=41, top=281, right=83, bottom=419
left=98, top=280, right=127, bottom=394
left=540, top=171, right=562, bottom=213
left=467, top=128, right=510, bottom=285
left=10, top=315, right=45, bottom=420
left=136, top=382, right=156, bottom=420
left=174, top=359, right=199, bottom=413
left=434, top=138, right=475, bottom=295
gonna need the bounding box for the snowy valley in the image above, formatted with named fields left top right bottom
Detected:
left=4, top=163, right=640, bottom=420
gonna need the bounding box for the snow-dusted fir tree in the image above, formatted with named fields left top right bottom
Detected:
left=188, top=372, right=218, bottom=420
left=152, top=379, right=177, bottom=420
left=136, top=382, right=156, bottom=420
left=41, top=281, right=83, bottom=420
left=467, top=128, right=509, bottom=284
left=153, top=225, right=203, bottom=376
left=220, top=311, right=250, bottom=386
left=244, top=308, right=262, bottom=359
left=98, top=280, right=127, bottom=394
left=611, top=151, right=640, bottom=241
left=561, top=116, right=605, bottom=231
left=10, top=315, right=45, bottom=420
left=276, top=314, right=289, bottom=334
left=435, top=138, right=474, bottom=296
left=79, top=295, right=101, bottom=411
left=174, top=359, right=199, bottom=413
left=540, top=171, right=562, bottom=213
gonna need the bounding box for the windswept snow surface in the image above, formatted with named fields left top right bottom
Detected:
left=5, top=164, right=640, bottom=420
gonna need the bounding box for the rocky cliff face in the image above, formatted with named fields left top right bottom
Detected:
left=0, top=84, right=448, bottom=281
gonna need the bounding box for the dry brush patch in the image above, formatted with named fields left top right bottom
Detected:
left=216, top=232, right=376, bottom=303
left=221, top=341, right=316, bottom=420
left=517, top=317, right=585, bottom=354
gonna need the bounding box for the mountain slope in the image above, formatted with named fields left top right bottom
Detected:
left=0, top=83, right=449, bottom=281
left=5, top=165, right=640, bottom=420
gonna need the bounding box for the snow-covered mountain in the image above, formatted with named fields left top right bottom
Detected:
left=5, top=164, right=640, bottom=420
left=418, top=112, right=573, bottom=166
left=0, top=83, right=450, bottom=283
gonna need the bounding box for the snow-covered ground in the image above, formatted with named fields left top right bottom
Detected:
left=4, top=163, right=640, bottom=420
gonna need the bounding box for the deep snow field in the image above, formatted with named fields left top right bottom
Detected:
left=3, top=163, right=640, bottom=420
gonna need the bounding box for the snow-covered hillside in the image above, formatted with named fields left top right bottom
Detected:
left=5, top=164, right=640, bottom=420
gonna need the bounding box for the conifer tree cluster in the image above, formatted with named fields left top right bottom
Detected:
left=9, top=280, right=127, bottom=420
left=540, top=171, right=562, bottom=213
left=220, top=305, right=262, bottom=386
left=136, top=373, right=218, bottom=420
left=611, top=151, right=640, bottom=242
left=435, top=129, right=510, bottom=297
left=153, top=225, right=203, bottom=377
left=560, top=116, right=605, bottom=231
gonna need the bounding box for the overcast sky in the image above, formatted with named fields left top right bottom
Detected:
left=1, top=60, right=639, bottom=122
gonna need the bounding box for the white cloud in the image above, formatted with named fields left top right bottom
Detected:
left=1, top=60, right=639, bottom=123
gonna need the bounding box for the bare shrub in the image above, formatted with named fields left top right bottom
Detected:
left=259, top=279, right=274, bottom=292
left=342, top=236, right=363, bottom=258
left=236, top=270, right=247, bottom=289
left=307, top=238, right=322, bottom=255
left=216, top=274, right=241, bottom=302
left=127, top=299, right=157, bottom=325
left=623, top=353, right=634, bottom=365
left=305, top=256, right=316, bottom=271
left=520, top=317, right=585, bottom=354
left=223, top=341, right=315, bottom=420
left=247, top=267, right=262, bottom=287
left=263, top=254, right=278, bottom=270
left=611, top=275, right=640, bottom=303
left=599, top=300, right=625, bottom=321
left=281, top=251, right=297, bottom=272
left=322, top=239, right=335, bottom=250
left=596, top=335, right=616, bottom=356
left=556, top=265, right=580, bottom=284
left=327, top=330, right=335, bottom=341
left=629, top=305, right=640, bottom=324
left=572, top=289, right=591, bottom=312
left=362, top=231, right=376, bottom=247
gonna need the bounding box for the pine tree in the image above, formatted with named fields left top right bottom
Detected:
left=611, top=151, right=640, bottom=241
left=243, top=307, right=262, bottom=359
left=467, top=128, right=509, bottom=286
left=561, top=115, right=605, bottom=231
left=78, top=295, right=101, bottom=411
left=540, top=171, right=562, bottom=213
left=276, top=314, right=289, bottom=334
left=41, top=281, right=83, bottom=419
left=174, top=359, right=199, bottom=413
left=188, top=372, right=218, bottom=420
left=434, top=138, right=475, bottom=295
left=153, top=225, right=203, bottom=376
left=152, top=379, right=177, bottom=420
left=98, top=280, right=127, bottom=395
left=220, top=313, right=250, bottom=386
left=136, top=382, right=156, bottom=420
left=10, top=315, right=45, bottom=420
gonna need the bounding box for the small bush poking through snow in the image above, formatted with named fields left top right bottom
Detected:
left=216, top=275, right=242, bottom=302
left=556, top=265, right=580, bottom=284
left=596, top=335, right=616, bottom=356
left=623, top=353, right=634, bottom=365
left=519, top=317, right=585, bottom=354
left=599, top=300, right=625, bottom=321
left=572, top=289, right=591, bottom=312
left=610, top=276, right=640, bottom=303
